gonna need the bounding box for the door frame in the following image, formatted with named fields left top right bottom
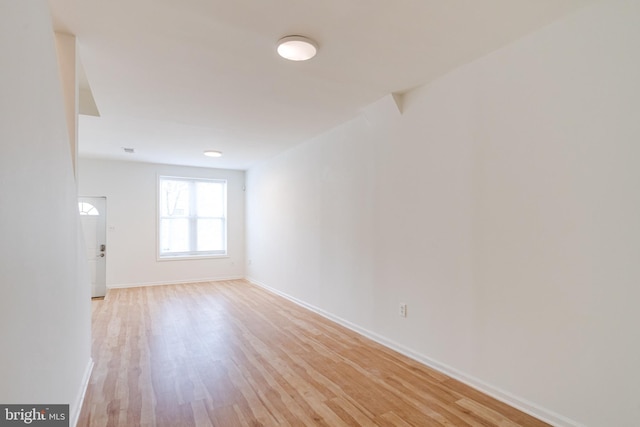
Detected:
left=78, top=196, right=107, bottom=297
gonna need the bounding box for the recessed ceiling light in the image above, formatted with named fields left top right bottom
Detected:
left=277, top=35, right=318, bottom=61
left=204, top=150, right=222, bottom=158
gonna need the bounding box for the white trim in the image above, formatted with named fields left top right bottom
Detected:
left=70, top=358, right=94, bottom=427
left=107, top=275, right=244, bottom=290
left=246, top=277, right=584, bottom=427
left=157, top=175, right=228, bottom=260
left=156, top=254, right=230, bottom=262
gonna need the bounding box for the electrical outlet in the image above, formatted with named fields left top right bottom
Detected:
left=399, top=303, right=407, bottom=318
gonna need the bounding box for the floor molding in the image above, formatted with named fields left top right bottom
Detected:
left=246, top=277, right=583, bottom=427
left=107, top=276, right=244, bottom=290
left=71, top=357, right=93, bottom=427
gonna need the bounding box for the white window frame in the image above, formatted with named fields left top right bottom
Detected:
left=157, top=175, right=228, bottom=260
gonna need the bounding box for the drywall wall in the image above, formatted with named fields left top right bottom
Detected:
left=54, top=32, right=78, bottom=177
left=0, top=0, right=92, bottom=424
left=246, top=1, right=640, bottom=425
left=78, top=159, right=245, bottom=287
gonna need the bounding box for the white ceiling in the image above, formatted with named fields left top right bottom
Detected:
left=48, top=0, right=589, bottom=170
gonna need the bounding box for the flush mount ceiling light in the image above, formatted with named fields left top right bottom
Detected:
left=277, top=35, right=318, bottom=61
left=203, top=150, right=222, bottom=158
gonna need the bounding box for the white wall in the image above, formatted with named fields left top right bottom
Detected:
left=78, top=159, right=245, bottom=287
left=0, top=1, right=92, bottom=424
left=54, top=32, right=78, bottom=176
left=246, top=1, right=640, bottom=426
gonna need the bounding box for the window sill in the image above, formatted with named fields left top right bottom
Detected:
left=157, top=254, right=229, bottom=262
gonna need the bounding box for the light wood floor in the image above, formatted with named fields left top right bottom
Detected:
left=78, top=280, right=549, bottom=427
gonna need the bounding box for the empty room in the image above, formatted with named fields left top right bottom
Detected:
left=1, top=0, right=639, bottom=426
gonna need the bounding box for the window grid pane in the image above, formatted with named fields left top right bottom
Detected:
left=160, top=218, right=190, bottom=254
left=159, top=177, right=227, bottom=258
left=160, top=180, right=190, bottom=217
left=196, top=218, right=225, bottom=252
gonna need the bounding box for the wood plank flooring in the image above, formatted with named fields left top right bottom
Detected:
left=78, top=280, right=549, bottom=427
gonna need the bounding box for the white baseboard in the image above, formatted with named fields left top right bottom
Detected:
left=107, top=275, right=245, bottom=290
left=71, top=357, right=94, bottom=427
left=246, top=277, right=584, bottom=427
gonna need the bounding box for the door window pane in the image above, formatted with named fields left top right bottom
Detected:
left=78, top=202, right=99, bottom=216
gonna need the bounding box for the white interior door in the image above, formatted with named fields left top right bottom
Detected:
left=78, top=197, right=107, bottom=297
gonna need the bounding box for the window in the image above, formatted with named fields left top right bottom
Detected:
left=78, top=202, right=99, bottom=216
left=158, top=176, right=227, bottom=258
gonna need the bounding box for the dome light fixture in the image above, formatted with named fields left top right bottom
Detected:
left=203, top=150, right=222, bottom=158
left=277, top=35, right=318, bottom=61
